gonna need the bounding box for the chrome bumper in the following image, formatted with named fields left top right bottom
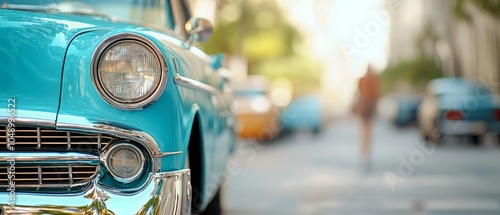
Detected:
left=0, top=169, right=191, bottom=215
left=441, top=120, right=487, bottom=135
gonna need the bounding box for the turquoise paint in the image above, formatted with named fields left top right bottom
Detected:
left=0, top=8, right=235, bottom=210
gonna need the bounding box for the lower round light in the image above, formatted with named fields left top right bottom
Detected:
left=106, top=143, right=145, bottom=182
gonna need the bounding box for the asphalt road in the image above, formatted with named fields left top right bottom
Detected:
left=224, top=116, right=500, bottom=215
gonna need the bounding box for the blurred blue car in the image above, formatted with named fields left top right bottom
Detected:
left=418, top=78, right=500, bottom=145
left=387, top=94, right=422, bottom=126
left=281, top=95, right=323, bottom=134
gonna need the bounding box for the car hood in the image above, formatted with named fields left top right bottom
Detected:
left=0, top=9, right=120, bottom=123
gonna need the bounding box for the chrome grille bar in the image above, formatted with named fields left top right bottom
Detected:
left=0, top=152, right=100, bottom=164
left=36, top=127, right=41, bottom=148
left=0, top=125, right=112, bottom=190
left=38, top=165, right=42, bottom=185
left=69, top=164, right=73, bottom=186
left=0, top=164, right=98, bottom=189
left=0, top=125, right=113, bottom=151
left=67, top=131, right=71, bottom=149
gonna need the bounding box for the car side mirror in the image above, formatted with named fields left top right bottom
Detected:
left=184, top=17, right=213, bottom=47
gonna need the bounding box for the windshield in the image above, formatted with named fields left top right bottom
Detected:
left=1, top=0, right=174, bottom=29
left=437, top=84, right=491, bottom=96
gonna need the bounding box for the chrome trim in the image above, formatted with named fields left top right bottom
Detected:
left=0, top=152, right=99, bottom=164
left=0, top=125, right=113, bottom=152
left=98, top=135, right=102, bottom=150
left=57, top=122, right=177, bottom=172
left=0, top=118, right=55, bottom=127
left=69, top=164, right=73, bottom=185
left=36, top=127, right=41, bottom=148
left=91, top=33, right=168, bottom=110
left=2, top=119, right=181, bottom=173
left=67, top=131, right=71, bottom=148
left=172, top=56, right=179, bottom=73
left=0, top=164, right=97, bottom=189
left=0, top=170, right=192, bottom=215
left=1, top=164, right=99, bottom=189
left=159, top=151, right=183, bottom=157
left=102, top=143, right=146, bottom=183
left=37, top=166, right=42, bottom=185
left=0, top=182, right=91, bottom=189
left=174, top=72, right=218, bottom=95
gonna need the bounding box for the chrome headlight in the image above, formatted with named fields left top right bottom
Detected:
left=104, top=143, right=146, bottom=183
left=92, top=33, right=167, bottom=109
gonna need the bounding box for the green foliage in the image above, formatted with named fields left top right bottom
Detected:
left=200, top=0, right=319, bottom=95
left=454, top=0, right=500, bottom=20
left=454, top=0, right=472, bottom=21
left=473, top=0, right=500, bottom=18
left=201, top=0, right=302, bottom=69
left=380, top=58, right=443, bottom=93
left=255, top=56, right=322, bottom=96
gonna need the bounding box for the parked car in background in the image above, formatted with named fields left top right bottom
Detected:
left=281, top=94, right=323, bottom=134
left=381, top=94, right=422, bottom=127
left=234, top=76, right=281, bottom=141
left=418, top=78, right=500, bottom=145
left=0, top=0, right=235, bottom=214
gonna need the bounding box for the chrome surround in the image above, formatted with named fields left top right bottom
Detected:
left=0, top=119, right=184, bottom=193
left=102, top=143, right=146, bottom=183
left=0, top=125, right=113, bottom=152
left=57, top=122, right=181, bottom=172
left=184, top=17, right=214, bottom=48
left=174, top=72, right=218, bottom=95
left=159, top=151, right=183, bottom=157
left=0, top=170, right=192, bottom=215
left=5, top=119, right=182, bottom=173
left=0, top=154, right=94, bottom=190
left=0, top=118, right=55, bottom=127
left=0, top=152, right=99, bottom=164
left=91, top=33, right=169, bottom=110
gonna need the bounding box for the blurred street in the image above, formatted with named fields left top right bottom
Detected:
left=226, top=116, right=500, bottom=215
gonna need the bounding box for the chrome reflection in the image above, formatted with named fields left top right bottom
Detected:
left=174, top=73, right=218, bottom=95
left=57, top=121, right=182, bottom=172
left=0, top=170, right=191, bottom=215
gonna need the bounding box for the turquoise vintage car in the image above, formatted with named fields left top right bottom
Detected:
left=418, top=78, right=500, bottom=145
left=0, top=0, right=235, bottom=214
left=281, top=94, right=323, bottom=134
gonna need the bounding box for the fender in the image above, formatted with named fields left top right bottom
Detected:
left=183, top=103, right=202, bottom=156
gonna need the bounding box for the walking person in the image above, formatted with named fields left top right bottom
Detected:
left=354, top=65, right=380, bottom=174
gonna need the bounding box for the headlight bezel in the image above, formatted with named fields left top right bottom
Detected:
left=102, top=142, right=147, bottom=183
left=91, top=33, right=168, bottom=110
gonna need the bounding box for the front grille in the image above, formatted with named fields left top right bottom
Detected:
left=0, top=164, right=98, bottom=189
left=0, top=125, right=113, bottom=152
left=0, top=125, right=116, bottom=191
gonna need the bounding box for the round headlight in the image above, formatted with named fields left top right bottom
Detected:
left=105, top=143, right=145, bottom=182
left=92, top=34, right=167, bottom=109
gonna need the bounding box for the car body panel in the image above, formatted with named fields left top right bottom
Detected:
left=233, top=76, right=281, bottom=140
left=380, top=93, right=421, bottom=127
left=0, top=10, right=108, bottom=122
left=0, top=2, right=235, bottom=213
left=418, top=78, right=500, bottom=138
left=281, top=94, right=322, bottom=131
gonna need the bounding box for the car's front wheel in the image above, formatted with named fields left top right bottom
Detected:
left=201, top=186, right=222, bottom=215
left=187, top=153, right=223, bottom=215
left=469, top=135, right=482, bottom=146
